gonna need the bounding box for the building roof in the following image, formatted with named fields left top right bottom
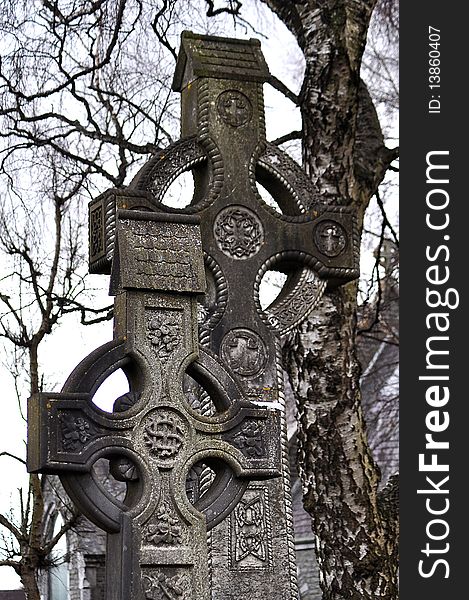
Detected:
left=0, top=592, right=26, bottom=600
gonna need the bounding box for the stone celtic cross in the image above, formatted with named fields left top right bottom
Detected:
left=86, top=32, right=358, bottom=600
left=28, top=210, right=281, bottom=599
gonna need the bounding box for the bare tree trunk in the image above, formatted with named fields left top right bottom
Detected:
left=17, top=475, right=44, bottom=599
left=18, top=569, right=40, bottom=600
left=260, top=0, right=399, bottom=597
left=283, top=286, right=398, bottom=599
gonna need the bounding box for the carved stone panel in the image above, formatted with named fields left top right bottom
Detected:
left=89, top=202, right=105, bottom=261
left=141, top=568, right=191, bottom=600
left=230, top=487, right=272, bottom=570
left=59, top=412, right=100, bottom=453
left=230, top=420, right=266, bottom=458
left=146, top=310, right=183, bottom=364
left=113, top=212, right=206, bottom=294
left=145, top=503, right=183, bottom=546
left=314, top=220, right=348, bottom=257
left=142, top=409, right=186, bottom=464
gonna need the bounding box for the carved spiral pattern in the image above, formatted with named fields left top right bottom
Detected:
left=256, top=84, right=266, bottom=147
left=105, top=192, right=117, bottom=265
left=143, top=409, right=185, bottom=461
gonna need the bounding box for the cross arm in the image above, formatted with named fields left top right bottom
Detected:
left=190, top=400, right=281, bottom=479
left=27, top=391, right=135, bottom=474
left=261, top=205, right=359, bottom=283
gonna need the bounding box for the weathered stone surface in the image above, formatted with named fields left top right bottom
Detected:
left=84, top=31, right=358, bottom=600
left=28, top=209, right=281, bottom=600
left=31, top=31, right=359, bottom=600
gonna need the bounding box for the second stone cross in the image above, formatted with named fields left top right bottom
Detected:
left=88, top=32, right=358, bottom=599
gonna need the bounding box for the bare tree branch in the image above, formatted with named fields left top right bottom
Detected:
left=0, top=514, right=23, bottom=543
left=151, top=0, right=178, bottom=60
left=0, top=451, right=26, bottom=466
left=375, top=189, right=399, bottom=247
left=270, top=130, right=302, bottom=146
left=42, top=509, right=80, bottom=556
left=0, top=559, right=20, bottom=571
left=268, top=75, right=300, bottom=105
left=205, top=0, right=242, bottom=17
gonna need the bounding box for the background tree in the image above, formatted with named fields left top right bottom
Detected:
left=268, top=2, right=399, bottom=598
left=0, top=1, right=398, bottom=598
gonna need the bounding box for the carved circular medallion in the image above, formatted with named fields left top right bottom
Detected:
left=142, top=409, right=185, bottom=461
left=221, top=328, right=267, bottom=378
left=214, top=206, right=264, bottom=260
left=217, top=90, right=253, bottom=127
left=314, top=220, right=347, bottom=258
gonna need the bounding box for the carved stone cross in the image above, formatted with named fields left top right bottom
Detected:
left=28, top=210, right=281, bottom=600
left=87, top=32, right=359, bottom=600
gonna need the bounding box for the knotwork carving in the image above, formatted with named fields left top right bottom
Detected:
left=231, top=420, right=265, bottom=458
left=263, top=269, right=327, bottom=334
left=89, top=203, right=104, bottom=258
left=147, top=311, right=181, bottom=362
left=146, top=503, right=182, bottom=545
left=214, top=206, right=263, bottom=259
left=254, top=257, right=327, bottom=336
left=142, top=137, right=206, bottom=203
left=143, top=409, right=185, bottom=461
left=234, top=494, right=267, bottom=563
left=59, top=413, right=99, bottom=452
left=142, top=571, right=188, bottom=600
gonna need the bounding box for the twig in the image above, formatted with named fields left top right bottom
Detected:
left=375, top=189, right=399, bottom=247
left=205, top=0, right=242, bottom=17
left=271, top=130, right=302, bottom=146
left=0, top=451, right=26, bottom=466
left=268, top=75, right=300, bottom=105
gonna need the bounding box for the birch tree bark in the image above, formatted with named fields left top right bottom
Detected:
left=260, top=1, right=399, bottom=598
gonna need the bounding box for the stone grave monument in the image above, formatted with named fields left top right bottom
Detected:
left=28, top=32, right=358, bottom=600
